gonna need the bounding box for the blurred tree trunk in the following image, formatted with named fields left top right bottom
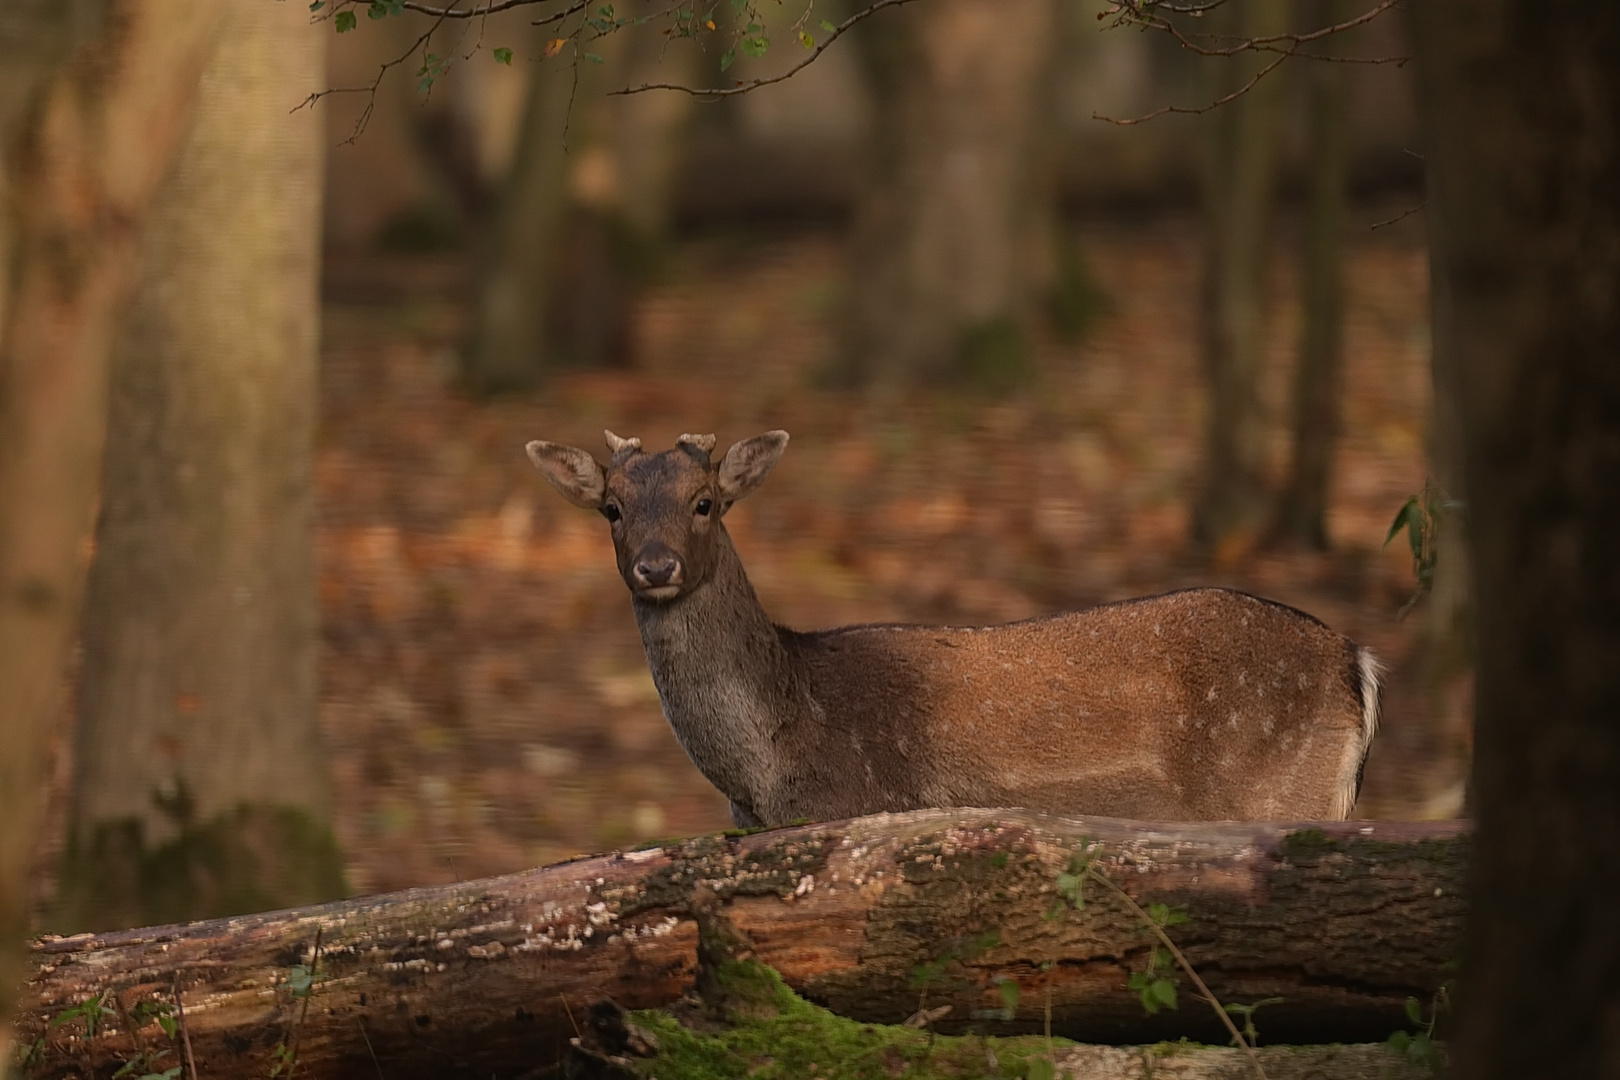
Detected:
left=54, top=0, right=344, bottom=934
left=1412, top=2, right=1620, bottom=1076
left=462, top=30, right=694, bottom=392
left=1192, top=0, right=1291, bottom=555
left=1273, top=0, right=1348, bottom=550
left=0, top=0, right=222, bottom=1052
left=460, top=39, right=575, bottom=393
left=842, top=0, right=1059, bottom=391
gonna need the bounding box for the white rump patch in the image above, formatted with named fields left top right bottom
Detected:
left=1331, top=647, right=1385, bottom=819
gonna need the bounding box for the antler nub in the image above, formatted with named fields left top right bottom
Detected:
left=677, top=433, right=717, bottom=454
left=604, top=430, right=641, bottom=455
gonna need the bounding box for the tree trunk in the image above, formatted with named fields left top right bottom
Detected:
left=1192, top=0, right=1291, bottom=555
left=460, top=39, right=576, bottom=393
left=0, top=0, right=222, bottom=1056
left=1412, top=3, right=1620, bottom=1077
left=54, top=0, right=341, bottom=936
left=841, top=0, right=1058, bottom=391
left=1273, top=0, right=1348, bottom=551
left=19, top=811, right=1465, bottom=1078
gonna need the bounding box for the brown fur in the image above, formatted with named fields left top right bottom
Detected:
left=527, top=431, right=1381, bottom=826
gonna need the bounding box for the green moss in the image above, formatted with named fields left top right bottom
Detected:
left=1280, top=828, right=1342, bottom=859
left=51, top=803, right=347, bottom=934
left=628, top=959, right=1070, bottom=1080
left=954, top=317, right=1034, bottom=396
left=1280, top=829, right=1469, bottom=869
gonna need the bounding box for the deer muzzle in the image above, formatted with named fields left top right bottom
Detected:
left=631, top=543, right=685, bottom=599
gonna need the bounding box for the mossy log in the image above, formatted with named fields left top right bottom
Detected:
left=17, top=810, right=1465, bottom=1079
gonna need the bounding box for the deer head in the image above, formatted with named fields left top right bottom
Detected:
left=526, top=430, right=789, bottom=601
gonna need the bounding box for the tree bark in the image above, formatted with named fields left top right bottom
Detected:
left=52, top=0, right=342, bottom=936
left=1411, top=3, right=1620, bottom=1077
left=841, top=0, right=1058, bottom=390
left=1273, top=0, right=1349, bottom=551
left=1192, top=0, right=1291, bottom=555
left=18, top=811, right=1465, bottom=1078
left=0, top=0, right=222, bottom=1056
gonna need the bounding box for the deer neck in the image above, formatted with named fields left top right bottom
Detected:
left=630, top=527, right=797, bottom=812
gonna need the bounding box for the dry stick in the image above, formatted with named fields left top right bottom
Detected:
left=1108, top=0, right=1399, bottom=58
left=1370, top=199, right=1429, bottom=232
left=173, top=977, right=199, bottom=1080
left=1085, top=866, right=1268, bottom=1080
left=356, top=1018, right=385, bottom=1080
left=283, top=927, right=324, bottom=1080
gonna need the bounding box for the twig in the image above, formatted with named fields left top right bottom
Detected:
left=173, top=977, right=199, bottom=1080
left=1095, top=0, right=1402, bottom=123
left=1105, top=0, right=1400, bottom=58
left=357, top=1018, right=385, bottom=1080
left=283, top=927, right=324, bottom=1080
left=1370, top=199, right=1428, bottom=231
left=611, top=0, right=924, bottom=99
left=1086, top=866, right=1267, bottom=1080
left=1096, top=50, right=1289, bottom=125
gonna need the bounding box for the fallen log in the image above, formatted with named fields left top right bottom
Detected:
left=17, top=811, right=1466, bottom=1079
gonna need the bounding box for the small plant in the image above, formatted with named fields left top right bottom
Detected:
left=1388, top=987, right=1450, bottom=1073
left=1223, top=998, right=1284, bottom=1048
left=1046, top=844, right=1270, bottom=1080
left=269, top=929, right=324, bottom=1079
left=1386, top=481, right=1463, bottom=618
left=1125, top=903, right=1190, bottom=1015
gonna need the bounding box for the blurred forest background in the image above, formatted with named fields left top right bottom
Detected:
left=12, top=0, right=1461, bottom=934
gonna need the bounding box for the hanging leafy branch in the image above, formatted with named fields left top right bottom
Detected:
left=296, top=0, right=924, bottom=142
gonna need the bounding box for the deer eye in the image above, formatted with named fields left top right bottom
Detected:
left=601, top=504, right=622, bottom=523
left=695, top=498, right=713, bottom=517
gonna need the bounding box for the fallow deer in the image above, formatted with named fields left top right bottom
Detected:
left=526, top=430, right=1381, bottom=827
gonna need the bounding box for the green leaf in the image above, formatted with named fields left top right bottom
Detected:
left=818, top=18, right=836, bottom=30
left=1026, top=1059, right=1056, bottom=1080
left=798, top=30, right=815, bottom=48
left=286, top=964, right=315, bottom=998
left=1150, top=978, right=1178, bottom=1011
left=997, top=977, right=1021, bottom=1015
left=368, top=1, right=388, bottom=19
left=1404, top=996, right=1423, bottom=1026
left=583, top=51, right=605, bottom=63
left=1384, top=497, right=1418, bottom=547
left=740, top=34, right=768, bottom=57
left=335, top=9, right=357, bottom=30
left=493, top=47, right=513, bottom=64
left=1387, top=1030, right=1412, bottom=1053
left=1148, top=902, right=1169, bottom=924
left=309, top=1, right=325, bottom=9
left=719, top=47, right=735, bottom=71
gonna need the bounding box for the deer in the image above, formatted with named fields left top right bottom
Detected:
left=525, top=429, right=1382, bottom=827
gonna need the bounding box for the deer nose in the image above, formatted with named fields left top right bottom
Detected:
left=633, top=547, right=684, bottom=589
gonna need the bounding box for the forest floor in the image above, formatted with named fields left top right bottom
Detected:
left=314, top=207, right=1456, bottom=897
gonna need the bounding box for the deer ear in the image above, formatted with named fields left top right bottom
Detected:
left=526, top=441, right=606, bottom=509
left=718, top=431, right=789, bottom=503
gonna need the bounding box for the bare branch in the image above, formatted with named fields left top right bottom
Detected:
left=1093, top=0, right=1402, bottom=125
left=1103, top=0, right=1401, bottom=58
left=1370, top=199, right=1428, bottom=231
left=320, top=0, right=586, bottom=23
left=609, top=0, right=925, bottom=99
left=1095, top=50, right=1290, bottom=125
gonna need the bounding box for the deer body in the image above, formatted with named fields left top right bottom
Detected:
left=528, top=431, right=1381, bottom=826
